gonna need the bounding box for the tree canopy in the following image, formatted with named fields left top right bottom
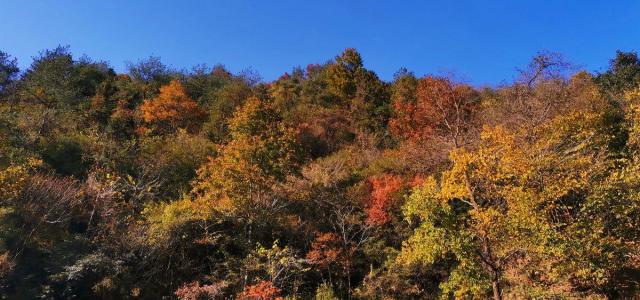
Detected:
left=1, top=47, right=640, bottom=299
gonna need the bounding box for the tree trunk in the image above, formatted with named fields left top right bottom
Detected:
left=345, top=260, right=352, bottom=300
left=492, top=279, right=502, bottom=300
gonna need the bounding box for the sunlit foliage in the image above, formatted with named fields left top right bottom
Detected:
left=139, top=80, right=206, bottom=134
left=1, top=47, right=640, bottom=299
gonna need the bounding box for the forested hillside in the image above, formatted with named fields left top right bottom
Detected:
left=1, top=47, right=640, bottom=299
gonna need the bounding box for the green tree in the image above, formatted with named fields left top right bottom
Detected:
left=0, top=51, right=19, bottom=96
left=595, top=51, right=640, bottom=97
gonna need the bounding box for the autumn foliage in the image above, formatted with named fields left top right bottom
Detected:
left=238, top=281, right=282, bottom=300
left=174, top=281, right=228, bottom=300
left=366, top=174, right=403, bottom=225
left=306, top=232, right=350, bottom=270
left=192, top=97, right=299, bottom=216
left=139, top=80, right=206, bottom=133
left=390, top=76, right=477, bottom=146
left=2, top=47, right=640, bottom=299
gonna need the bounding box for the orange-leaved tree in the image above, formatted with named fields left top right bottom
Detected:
left=139, top=80, right=206, bottom=133
left=238, top=280, right=283, bottom=300
left=390, top=76, right=478, bottom=147
left=366, top=174, right=403, bottom=226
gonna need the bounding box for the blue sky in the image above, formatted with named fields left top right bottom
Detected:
left=1, top=1, right=639, bottom=86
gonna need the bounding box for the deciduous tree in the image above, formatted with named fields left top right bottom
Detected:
left=139, top=80, right=206, bottom=134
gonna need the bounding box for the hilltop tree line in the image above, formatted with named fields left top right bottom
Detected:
left=1, top=46, right=640, bottom=299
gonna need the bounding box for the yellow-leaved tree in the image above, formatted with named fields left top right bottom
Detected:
left=399, top=91, right=628, bottom=299
left=192, top=96, right=300, bottom=221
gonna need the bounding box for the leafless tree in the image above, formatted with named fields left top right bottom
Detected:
left=13, top=174, right=83, bottom=258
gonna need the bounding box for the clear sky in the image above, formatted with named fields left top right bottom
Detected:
left=1, top=0, right=639, bottom=86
